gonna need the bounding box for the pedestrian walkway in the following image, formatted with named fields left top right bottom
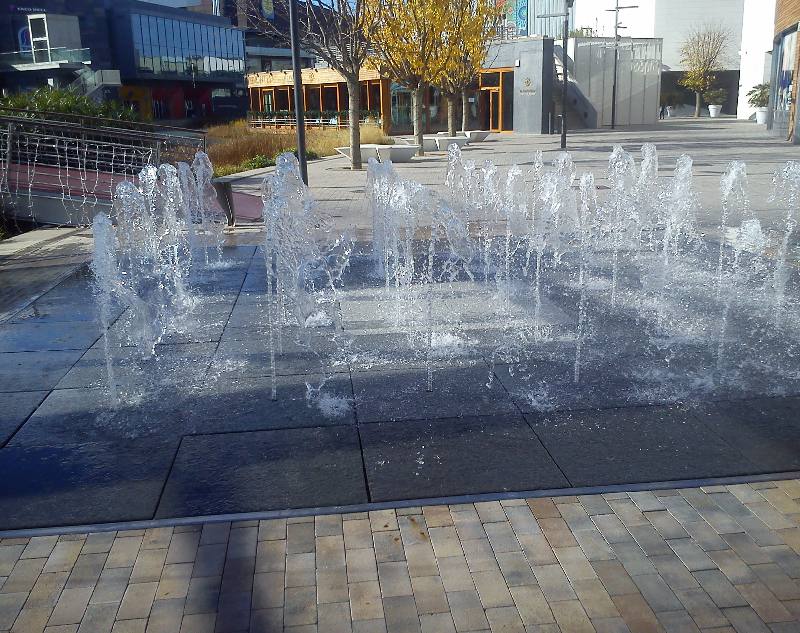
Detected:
left=2, top=480, right=799, bottom=633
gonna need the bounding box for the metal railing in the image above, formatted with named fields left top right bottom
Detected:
left=0, top=47, right=91, bottom=67
left=0, top=113, right=207, bottom=225
left=248, top=110, right=382, bottom=130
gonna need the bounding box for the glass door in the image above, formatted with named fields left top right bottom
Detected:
left=489, top=90, right=500, bottom=132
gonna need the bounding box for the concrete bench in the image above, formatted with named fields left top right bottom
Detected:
left=428, top=136, right=469, bottom=151
left=460, top=130, right=491, bottom=142
left=396, top=136, right=438, bottom=152
left=211, top=174, right=240, bottom=227
left=376, top=145, right=418, bottom=163
left=334, top=145, right=382, bottom=163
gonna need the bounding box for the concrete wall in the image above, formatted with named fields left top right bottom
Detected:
left=573, top=0, right=745, bottom=71
left=737, top=0, right=777, bottom=119
left=485, top=37, right=553, bottom=134
left=571, top=37, right=662, bottom=126
left=653, top=0, right=744, bottom=70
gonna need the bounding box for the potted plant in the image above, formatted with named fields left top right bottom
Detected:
left=703, top=88, right=727, bottom=118
left=747, top=83, right=770, bottom=124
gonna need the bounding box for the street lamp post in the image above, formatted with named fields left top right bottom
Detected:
left=288, top=0, right=308, bottom=184
left=606, top=0, right=638, bottom=130
left=538, top=0, right=574, bottom=150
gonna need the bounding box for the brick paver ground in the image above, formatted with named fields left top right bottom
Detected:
left=2, top=480, right=800, bottom=632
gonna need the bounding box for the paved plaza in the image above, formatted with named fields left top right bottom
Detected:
left=2, top=482, right=800, bottom=632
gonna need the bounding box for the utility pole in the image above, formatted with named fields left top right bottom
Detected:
left=606, top=0, right=638, bottom=129
left=288, top=0, right=308, bottom=184
left=538, top=0, right=574, bottom=149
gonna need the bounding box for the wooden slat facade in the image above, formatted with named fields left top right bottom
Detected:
left=775, top=0, right=800, bottom=35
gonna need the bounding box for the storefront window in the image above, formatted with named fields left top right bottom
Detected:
left=130, top=13, right=244, bottom=80
left=772, top=29, right=797, bottom=138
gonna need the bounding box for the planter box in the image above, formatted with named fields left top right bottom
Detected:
left=708, top=104, right=722, bottom=118
left=755, top=107, right=768, bottom=124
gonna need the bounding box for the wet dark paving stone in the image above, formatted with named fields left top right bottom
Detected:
left=528, top=405, right=759, bottom=487
left=9, top=388, right=187, bottom=446
left=360, top=415, right=569, bottom=501
left=692, top=397, right=800, bottom=473
left=211, top=335, right=348, bottom=377
left=175, top=373, right=356, bottom=433
left=155, top=426, right=367, bottom=518
left=57, top=342, right=217, bottom=390
left=0, top=322, right=100, bottom=352
left=0, top=349, right=86, bottom=392
left=0, top=438, right=179, bottom=530
left=0, top=391, right=47, bottom=446
left=351, top=364, right=516, bottom=423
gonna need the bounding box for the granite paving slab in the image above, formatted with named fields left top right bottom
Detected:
left=56, top=342, right=218, bottom=390
left=0, top=391, right=47, bottom=446
left=0, top=438, right=179, bottom=529
left=351, top=364, right=517, bottom=423
left=210, top=333, right=348, bottom=377
left=0, top=349, right=86, bottom=393
left=0, top=321, right=99, bottom=353
left=7, top=387, right=186, bottom=446
left=527, top=405, right=761, bottom=487
left=175, top=373, right=356, bottom=434
left=693, top=397, right=800, bottom=473
left=360, top=415, right=570, bottom=501
left=155, top=426, right=367, bottom=518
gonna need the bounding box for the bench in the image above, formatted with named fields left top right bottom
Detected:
left=210, top=174, right=239, bottom=227
left=460, top=130, right=491, bottom=142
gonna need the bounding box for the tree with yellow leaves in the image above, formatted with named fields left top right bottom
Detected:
left=366, top=0, right=457, bottom=155
left=678, top=24, right=731, bottom=118
left=439, top=0, right=504, bottom=136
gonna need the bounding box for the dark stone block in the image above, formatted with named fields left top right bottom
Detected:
left=58, top=342, right=217, bottom=390
left=0, top=322, right=99, bottom=353
left=0, top=350, right=85, bottom=393
left=155, top=426, right=367, bottom=518
left=351, top=364, right=516, bottom=423
left=174, top=373, right=356, bottom=434
left=211, top=335, right=348, bottom=378
left=691, top=397, right=800, bottom=473
left=528, top=405, right=758, bottom=487
left=0, top=438, right=178, bottom=529
left=360, top=415, right=569, bottom=501
left=0, top=391, right=47, bottom=446
left=9, top=388, right=186, bottom=446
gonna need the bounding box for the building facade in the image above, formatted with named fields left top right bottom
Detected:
left=0, top=0, right=246, bottom=121
left=572, top=0, right=776, bottom=118
left=768, top=0, right=799, bottom=142
left=246, top=38, right=555, bottom=136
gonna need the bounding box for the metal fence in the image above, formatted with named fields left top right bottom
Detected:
left=0, top=113, right=206, bottom=226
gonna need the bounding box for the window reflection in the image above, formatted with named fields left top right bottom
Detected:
left=130, top=12, right=243, bottom=79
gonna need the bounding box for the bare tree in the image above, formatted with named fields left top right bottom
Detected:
left=679, top=24, right=731, bottom=117
left=242, top=0, right=376, bottom=169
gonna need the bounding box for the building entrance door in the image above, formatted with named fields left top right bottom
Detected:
left=479, top=69, right=514, bottom=132
left=488, top=89, right=501, bottom=132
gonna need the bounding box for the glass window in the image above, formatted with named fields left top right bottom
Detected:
left=29, top=17, right=46, bottom=39
left=480, top=72, right=501, bottom=88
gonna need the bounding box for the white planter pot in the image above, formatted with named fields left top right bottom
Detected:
left=755, top=107, right=768, bottom=124
left=708, top=104, right=722, bottom=118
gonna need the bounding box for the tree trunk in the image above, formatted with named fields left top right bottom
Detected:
left=461, top=90, right=469, bottom=132
left=346, top=76, right=362, bottom=169
left=446, top=95, right=457, bottom=136
left=413, top=83, right=425, bottom=156
left=694, top=91, right=701, bottom=118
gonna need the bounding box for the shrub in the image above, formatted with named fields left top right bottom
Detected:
left=703, top=88, right=728, bottom=105
left=206, top=119, right=392, bottom=177
left=747, top=83, right=770, bottom=108
left=0, top=87, right=139, bottom=121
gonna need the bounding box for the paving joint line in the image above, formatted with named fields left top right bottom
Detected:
left=3, top=469, right=799, bottom=539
